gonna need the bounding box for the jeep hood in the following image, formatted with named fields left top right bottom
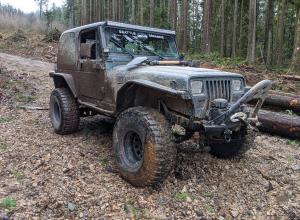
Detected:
left=121, top=65, right=243, bottom=91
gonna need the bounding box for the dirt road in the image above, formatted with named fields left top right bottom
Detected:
left=0, top=53, right=299, bottom=219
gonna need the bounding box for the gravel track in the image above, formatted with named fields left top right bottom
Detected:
left=0, top=53, right=299, bottom=219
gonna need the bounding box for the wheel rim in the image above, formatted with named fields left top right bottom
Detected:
left=52, top=99, right=62, bottom=127
left=124, top=131, right=144, bottom=166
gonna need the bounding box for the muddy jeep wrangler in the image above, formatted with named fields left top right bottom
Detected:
left=50, top=21, right=272, bottom=186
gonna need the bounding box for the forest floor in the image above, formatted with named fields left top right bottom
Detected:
left=0, top=52, right=300, bottom=219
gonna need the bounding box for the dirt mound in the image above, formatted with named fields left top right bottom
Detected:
left=0, top=31, right=58, bottom=63
left=43, top=28, right=61, bottom=42
left=7, top=29, right=27, bottom=42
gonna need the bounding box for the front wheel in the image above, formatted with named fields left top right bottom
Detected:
left=113, top=107, right=177, bottom=187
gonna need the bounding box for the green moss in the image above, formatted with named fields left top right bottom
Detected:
left=175, top=191, right=190, bottom=201
left=0, top=198, right=16, bottom=212
left=13, top=171, right=25, bottom=182
left=0, top=116, right=15, bottom=124
left=16, top=94, right=34, bottom=103
left=0, top=139, right=8, bottom=151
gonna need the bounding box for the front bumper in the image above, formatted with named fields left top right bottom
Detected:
left=166, top=80, right=272, bottom=137
left=208, top=80, right=272, bottom=125
left=203, top=80, right=272, bottom=140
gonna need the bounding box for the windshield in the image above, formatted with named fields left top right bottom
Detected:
left=104, top=27, right=179, bottom=58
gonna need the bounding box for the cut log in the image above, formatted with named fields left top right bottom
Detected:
left=282, top=75, right=300, bottom=81
left=262, top=91, right=300, bottom=113
left=19, top=106, right=49, bottom=111
left=256, top=109, right=300, bottom=138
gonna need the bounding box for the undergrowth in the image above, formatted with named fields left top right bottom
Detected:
left=187, top=52, right=247, bottom=67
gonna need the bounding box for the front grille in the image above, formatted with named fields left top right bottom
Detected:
left=206, top=79, right=232, bottom=102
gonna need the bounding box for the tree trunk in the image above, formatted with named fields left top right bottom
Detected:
left=39, top=0, right=43, bottom=18
left=202, top=0, right=213, bottom=54
left=276, top=0, right=288, bottom=67
left=282, top=74, right=300, bottom=81
left=112, top=0, right=117, bottom=21
left=139, top=0, right=144, bottom=25
left=170, top=0, right=177, bottom=30
left=108, top=0, right=113, bottom=20
left=181, top=0, right=189, bottom=52
left=220, top=0, right=225, bottom=56
left=82, top=0, right=86, bottom=25
left=150, top=0, right=154, bottom=26
left=118, top=0, right=124, bottom=21
left=232, top=0, right=238, bottom=57
left=263, top=0, right=274, bottom=68
left=263, top=91, right=300, bottom=113
left=71, top=0, right=76, bottom=27
left=247, top=0, right=257, bottom=64
left=257, top=110, right=300, bottom=138
left=291, top=8, right=300, bottom=74
left=131, top=0, right=135, bottom=23
left=238, top=0, right=245, bottom=56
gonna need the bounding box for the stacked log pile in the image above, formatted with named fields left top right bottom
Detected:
left=256, top=109, right=300, bottom=138
left=264, top=91, right=300, bottom=113
left=253, top=90, right=300, bottom=139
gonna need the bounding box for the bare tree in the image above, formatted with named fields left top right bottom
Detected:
left=139, top=0, right=144, bottom=24
left=263, top=0, right=275, bottom=67
left=150, top=0, right=154, bottom=26
left=131, top=0, right=135, bottom=23
left=220, top=0, right=225, bottom=56
left=238, top=0, right=245, bottom=56
left=181, top=0, right=189, bottom=52
left=291, top=6, right=300, bottom=73
left=276, top=0, right=288, bottom=67
left=202, top=0, right=213, bottom=53
left=232, top=0, right=238, bottom=57
left=117, top=0, right=124, bottom=21
left=247, top=0, right=257, bottom=64
left=34, top=0, right=48, bottom=18
left=170, top=0, right=177, bottom=30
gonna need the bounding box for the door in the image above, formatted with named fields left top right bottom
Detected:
left=76, top=28, right=105, bottom=105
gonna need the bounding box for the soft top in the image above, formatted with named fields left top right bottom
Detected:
left=63, top=21, right=176, bottom=35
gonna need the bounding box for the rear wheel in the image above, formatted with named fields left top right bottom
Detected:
left=113, top=107, right=177, bottom=187
left=50, top=88, right=80, bottom=135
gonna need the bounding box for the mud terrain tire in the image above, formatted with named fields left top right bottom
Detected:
left=50, top=88, right=80, bottom=135
left=113, top=107, right=177, bottom=187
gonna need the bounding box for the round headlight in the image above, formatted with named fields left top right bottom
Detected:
left=232, top=80, right=242, bottom=91
left=191, top=80, right=203, bottom=95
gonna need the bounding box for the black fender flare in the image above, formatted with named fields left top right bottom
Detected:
left=49, top=72, right=78, bottom=98
left=116, top=79, right=190, bottom=113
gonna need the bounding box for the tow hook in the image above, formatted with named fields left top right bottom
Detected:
left=224, top=129, right=232, bottom=143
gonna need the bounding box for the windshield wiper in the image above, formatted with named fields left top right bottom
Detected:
left=132, top=39, right=164, bottom=60
left=110, top=36, right=135, bottom=58
left=122, top=34, right=164, bottom=60
left=140, top=43, right=165, bottom=60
